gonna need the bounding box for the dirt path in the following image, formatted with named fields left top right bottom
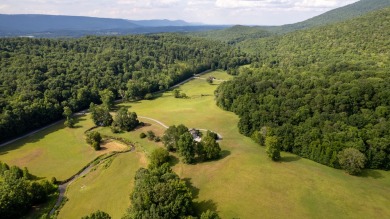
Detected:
left=139, top=116, right=169, bottom=128
left=50, top=165, right=93, bottom=216
left=193, top=76, right=228, bottom=82
left=138, top=117, right=223, bottom=139
left=49, top=143, right=134, bottom=216
left=0, top=71, right=211, bottom=148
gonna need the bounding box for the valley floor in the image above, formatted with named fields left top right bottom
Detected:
left=1, top=70, right=389, bottom=218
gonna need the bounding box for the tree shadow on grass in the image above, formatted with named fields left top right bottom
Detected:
left=183, top=178, right=219, bottom=216
left=280, top=155, right=301, bottom=163
left=112, top=104, right=132, bottom=111
left=220, top=150, right=231, bottom=159
left=193, top=199, right=218, bottom=215
left=169, top=155, right=180, bottom=166
left=0, top=120, right=67, bottom=155
left=183, top=178, right=199, bottom=199
left=72, top=116, right=86, bottom=128
left=360, top=169, right=384, bottom=179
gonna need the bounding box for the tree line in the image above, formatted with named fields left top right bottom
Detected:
left=0, top=162, right=58, bottom=218
left=216, top=8, right=390, bottom=171
left=0, top=34, right=249, bottom=143
left=123, top=147, right=220, bottom=219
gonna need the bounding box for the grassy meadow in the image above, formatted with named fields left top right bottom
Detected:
left=57, top=151, right=146, bottom=219
left=122, top=70, right=390, bottom=219
left=1, top=70, right=389, bottom=218
left=0, top=115, right=100, bottom=181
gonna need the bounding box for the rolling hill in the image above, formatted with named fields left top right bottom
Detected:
left=0, top=14, right=223, bottom=37
left=193, top=0, right=390, bottom=43
left=191, top=25, right=272, bottom=44
left=217, top=7, right=390, bottom=170
left=272, top=0, right=390, bottom=33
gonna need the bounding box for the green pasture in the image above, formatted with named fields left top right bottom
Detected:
left=121, top=70, right=390, bottom=219
left=1, top=70, right=389, bottom=218
left=57, top=151, right=145, bottom=219
left=0, top=115, right=101, bottom=181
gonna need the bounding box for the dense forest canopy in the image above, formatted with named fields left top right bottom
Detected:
left=193, top=0, right=390, bottom=45
left=191, top=25, right=273, bottom=45
left=216, top=8, right=390, bottom=170
left=0, top=34, right=249, bottom=143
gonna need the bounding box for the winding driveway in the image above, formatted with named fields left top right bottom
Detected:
left=49, top=116, right=222, bottom=216
left=49, top=144, right=135, bottom=216
left=138, top=116, right=223, bottom=139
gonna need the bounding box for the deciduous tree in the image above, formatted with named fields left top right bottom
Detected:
left=338, top=148, right=366, bottom=175
left=265, top=136, right=281, bottom=161
left=178, top=132, right=196, bottom=164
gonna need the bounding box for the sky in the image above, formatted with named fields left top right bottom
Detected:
left=0, top=0, right=360, bottom=25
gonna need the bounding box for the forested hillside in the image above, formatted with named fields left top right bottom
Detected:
left=194, top=0, right=390, bottom=44
left=216, top=8, right=390, bottom=170
left=191, top=25, right=272, bottom=44
left=0, top=34, right=248, bottom=143
left=271, top=0, right=390, bottom=33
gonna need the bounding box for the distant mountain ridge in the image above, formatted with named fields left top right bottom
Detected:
left=0, top=14, right=205, bottom=37
left=131, top=19, right=196, bottom=27
left=269, top=0, right=390, bottom=33
left=193, top=0, right=390, bottom=43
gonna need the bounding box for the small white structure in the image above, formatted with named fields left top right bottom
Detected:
left=189, top=128, right=202, bottom=142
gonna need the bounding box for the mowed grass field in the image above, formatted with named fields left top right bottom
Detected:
left=57, top=151, right=146, bottom=219
left=121, top=70, right=390, bottom=219
left=0, top=115, right=102, bottom=181
left=1, top=70, right=389, bottom=218
left=58, top=120, right=169, bottom=218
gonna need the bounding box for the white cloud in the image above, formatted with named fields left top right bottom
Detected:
left=215, top=0, right=357, bottom=10
left=116, top=0, right=182, bottom=8
left=0, top=0, right=360, bottom=25
left=294, top=0, right=357, bottom=9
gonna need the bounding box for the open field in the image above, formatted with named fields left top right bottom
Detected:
left=57, top=151, right=146, bottom=219
left=120, top=70, right=390, bottom=219
left=0, top=115, right=98, bottom=181
left=1, top=70, right=389, bottom=218
left=0, top=114, right=129, bottom=181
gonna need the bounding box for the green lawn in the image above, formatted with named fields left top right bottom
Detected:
left=57, top=151, right=145, bottom=219
left=1, top=70, right=389, bottom=218
left=121, top=70, right=390, bottom=219
left=0, top=113, right=132, bottom=182
left=0, top=115, right=101, bottom=181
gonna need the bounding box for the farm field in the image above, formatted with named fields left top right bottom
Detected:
left=1, top=70, right=389, bottom=218
left=0, top=115, right=101, bottom=181
left=57, top=151, right=146, bottom=219
left=122, top=70, right=390, bottom=219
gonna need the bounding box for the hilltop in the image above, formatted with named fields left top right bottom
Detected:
left=193, top=0, right=390, bottom=43
left=0, top=14, right=225, bottom=37
left=217, top=7, right=390, bottom=170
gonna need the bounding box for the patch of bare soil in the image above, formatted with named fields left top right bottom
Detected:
left=97, top=140, right=128, bottom=154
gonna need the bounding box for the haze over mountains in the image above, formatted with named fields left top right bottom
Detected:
left=0, top=14, right=221, bottom=37
left=2, top=0, right=390, bottom=38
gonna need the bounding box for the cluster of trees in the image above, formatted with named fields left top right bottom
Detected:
left=216, top=8, right=390, bottom=171
left=82, top=210, right=111, bottom=219
left=111, top=107, right=140, bottom=132
left=173, top=89, right=188, bottom=99
left=87, top=103, right=140, bottom=149
left=162, top=125, right=221, bottom=164
left=0, top=162, right=57, bottom=218
left=86, top=131, right=103, bottom=150
left=126, top=164, right=193, bottom=218
left=89, top=102, right=140, bottom=133
left=0, top=34, right=249, bottom=143
left=124, top=148, right=220, bottom=219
